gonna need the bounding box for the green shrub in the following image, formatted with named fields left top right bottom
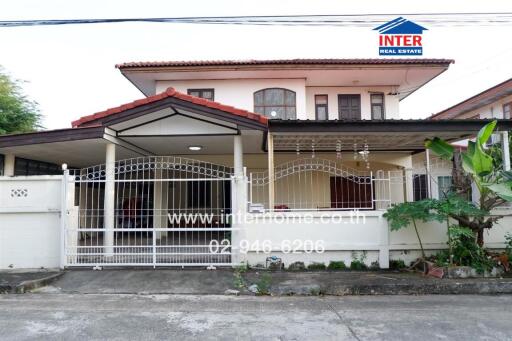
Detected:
left=506, top=233, right=512, bottom=259
left=389, top=259, right=406, bottom=270
left=327, top=261, right=347, bottom=270
left=350, top=260, right=368, bottom=270
left=256, top=273, right=272, bottom=295
left=307, top=262, right=326, bottom=270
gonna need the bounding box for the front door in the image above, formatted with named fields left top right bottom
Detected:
left=338, top=95, right=361, bottom=120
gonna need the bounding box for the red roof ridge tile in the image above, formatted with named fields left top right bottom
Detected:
left=116, top=58, right=455, bottom=69
left=71, top=87, right=267, bottom=128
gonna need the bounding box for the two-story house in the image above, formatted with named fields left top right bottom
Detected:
left=1, top=58, right=511, bottom=270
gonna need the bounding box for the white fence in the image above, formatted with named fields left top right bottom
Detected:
left=1, top=156, right=512, bottom=270
left=0, top=176, right=62, bottom=269
left=249, top=158, right=405, bottom=211
left=64, top=156, right=235, bottom=267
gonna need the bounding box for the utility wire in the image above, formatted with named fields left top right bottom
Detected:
left=1, top=12, right=512, bottom=27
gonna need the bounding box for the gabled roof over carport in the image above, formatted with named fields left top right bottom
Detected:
left=0, top=88, right=268, bottom=167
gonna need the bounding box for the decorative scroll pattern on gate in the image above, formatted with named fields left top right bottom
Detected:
left=63, top=156, right=235, bottom=267
left=250, top=158, right=375, bottom=211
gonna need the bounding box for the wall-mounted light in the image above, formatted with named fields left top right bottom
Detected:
left=188, top=146, right=203, bottom=151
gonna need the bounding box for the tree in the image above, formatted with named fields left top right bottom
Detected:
left=383, top=199, right=440, bottom=259
left=425, top=120, right=512, bottom=245
left=0, top=67, right=42, bottom=134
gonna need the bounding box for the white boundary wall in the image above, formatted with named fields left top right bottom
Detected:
left=1, top=176, right=512, bottom=269
left=243, top=211, right=512, bottom=268
left=0, top=176, right=62, bottom=269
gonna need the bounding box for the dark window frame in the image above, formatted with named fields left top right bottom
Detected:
left=315, top=94, right=329, bottom=120
left=503, top=102, right=511, bottom=119
left=253, top=88, right=297, bottom=119
left=14, top=157, right=61, bottom=176
left=187, top=88, right=215, bottom=101
left=337, top=94, right=361, bottom=120
left=413, top=174, right=428, bottom=201
left=370, top=93, right=385, bottom=120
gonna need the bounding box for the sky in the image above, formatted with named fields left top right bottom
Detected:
left=1, top=0, right=511, bottom=129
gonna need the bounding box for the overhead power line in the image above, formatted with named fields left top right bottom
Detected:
left=1, top=12, right=512, bottom=28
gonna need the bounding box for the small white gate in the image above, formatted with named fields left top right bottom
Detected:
left=62, top=156, right=235, bottom=267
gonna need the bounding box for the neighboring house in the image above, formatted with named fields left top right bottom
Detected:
left=430, top=77, right=512, bottom=120
left=1, top=58, right=511, bottom=270
left=427, top=78, right=512, bottom=199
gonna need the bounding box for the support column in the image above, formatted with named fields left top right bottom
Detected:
left=4, top=154, right=15, bottom=176
left=425, top=149, right=431, bottom=198
left=103, top=143, right=116, bottom=256
left=232, top=135, right=247, bottom=264
left=403, top=168, right=414, bottom=202
left=502, top=131, right=510, bottom=171
left=378, top=214, right=390, bottom=269
left=267, top=133, right=275, bottom=211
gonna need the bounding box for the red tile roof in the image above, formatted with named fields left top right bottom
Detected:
left=430, top=78, right=512, bottom=120
left=72, top=87, right=268, bottom=128
left=116, top=58, right=454, bottom=69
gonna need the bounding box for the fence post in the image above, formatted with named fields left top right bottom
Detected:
left=60, top=167, right=69, bottom=269
left=378, top=213, right=390, bottom=269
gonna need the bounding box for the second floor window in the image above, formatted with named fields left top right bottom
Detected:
left=254, top=88, right=296, bottom=119
left=504, top=102, right=511, bottom=119
left=315, top=95, right=328, bottom=120
left=371, top=93, right=385, bottom=120
left=187, top=88, right=214, bottom=101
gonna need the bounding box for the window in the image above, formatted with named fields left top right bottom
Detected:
left=437, top=176, right=453, bottom=199
left=187, top=180, right=212, bottom=208
left=371, top=93, right=385, bottom=120
left=413, top=174, right=428, bottom=201
left=315, top=95, right=329, bottom=120
left=338, top=95, right=361, bottom=120
left=504, top=102, right=511, bottom=119
left=14, top=157, right=61, bottom=176
left=187, top=88, right=214, bottom=101
left=254, top=88, right=296, bottom=119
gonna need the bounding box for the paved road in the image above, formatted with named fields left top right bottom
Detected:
left=0, top=294, right=511, bottom=340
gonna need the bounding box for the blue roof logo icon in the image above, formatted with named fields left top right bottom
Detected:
left=373, top=17, right=428, bottom=34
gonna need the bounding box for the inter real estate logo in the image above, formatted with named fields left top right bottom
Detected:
left=373, top=17, right=427, bottom=56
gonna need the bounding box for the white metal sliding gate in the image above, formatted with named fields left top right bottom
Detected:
left=62, top=157, right=235, bottom=267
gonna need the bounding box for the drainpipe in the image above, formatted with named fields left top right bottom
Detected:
left=103, top=143, right=116, bottom=257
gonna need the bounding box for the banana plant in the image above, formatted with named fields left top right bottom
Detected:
left=425, top=120, right=512, bottom=245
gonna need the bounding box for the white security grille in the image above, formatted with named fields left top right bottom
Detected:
left=63, top=156, right=235, bottom=267
left=250, top=158, right=378, bottom=211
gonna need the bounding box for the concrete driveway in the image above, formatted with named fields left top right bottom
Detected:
left=0, top=294, right=511, bottom=340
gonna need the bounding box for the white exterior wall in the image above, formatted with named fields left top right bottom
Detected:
left=305, top=86, right=400, bottom=120
left=456, top=94, right=512, bottom=119
left=156, top=80, right=400, bottom=120
left=0, top=176, right=62, bottom=269
left=156, top=79, right=308, bottom=119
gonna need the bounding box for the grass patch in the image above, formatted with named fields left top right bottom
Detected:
left=327, top=261, right=347, bottom=270
left=307, top=262, right=327, bottom=270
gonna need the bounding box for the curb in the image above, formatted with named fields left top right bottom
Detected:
left=269, top=281, right=512, bottom=296
left=14, top=272, right=64, bottom=294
